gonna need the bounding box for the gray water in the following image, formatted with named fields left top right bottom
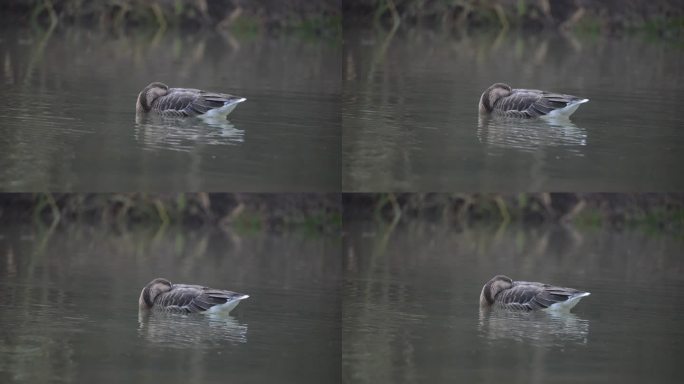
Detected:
left=0, top=224, right=341, bottom=383
left=0, top=26, right=340, bottom=191
left=343, top=29, right=684, bottom=191
left=343, top=220, right=684, bottom=383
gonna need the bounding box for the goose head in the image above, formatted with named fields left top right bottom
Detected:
left=136, top=82, right=169, bottom=113
left=139, top=277, right=173, bottom=310
left=478, top=83, right=512, bottom=114
left=480, top=275, right=513, bottom=307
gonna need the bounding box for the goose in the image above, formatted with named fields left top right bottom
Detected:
left=136, top=82, right=246, bottom=119
left=139, top=278, right=249, bottom=314
left=480, top=275, right=590, bottom=312
left=478, top=83, right=588, bottom=119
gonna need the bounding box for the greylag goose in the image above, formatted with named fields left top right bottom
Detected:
left=136, top=82, right=245, bottom=119
left=139, top=278, right=249, bottom=314
left=480, top=275, right=590, bottom=312
left=479, top=83, right=588, bottom=119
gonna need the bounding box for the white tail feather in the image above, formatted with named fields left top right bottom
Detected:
left=205, top=294, right=249, bottom=314
left=544, top=292, right=590, bottom=312
left=542, top=98, right=589, bottom=119
left=200, top=98, right=246, bottom=120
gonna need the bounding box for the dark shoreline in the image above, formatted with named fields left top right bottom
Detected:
left=2, top=1, right=681, bottom=36
left=1, top=194, right=682, bottom=234
left=0, top=0, right=341, bottom=36
left=342, top=0, right=684, bottom=36
left=0, top=193, right=342, bottom=233
left=343, top=193, right=684, bottom=234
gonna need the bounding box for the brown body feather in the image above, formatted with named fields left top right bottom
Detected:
left=139, top=278, right=249, bottom=314
left=480, top=275, right=589, bottom=311
left=479, top=83, right=587, bottom=118
left=136, top=82, right=245, bottom=117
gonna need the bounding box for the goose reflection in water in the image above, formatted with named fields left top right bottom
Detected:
left=478, top=308, right=589, bottom=347
left=477, top=115, right=587, bottom=152
left=138, top=310, right=248, bottom=348
left=135, top=114, right=245, bottom=152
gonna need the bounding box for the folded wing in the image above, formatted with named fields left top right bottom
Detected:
left=156, top=284, right=248, bottom=313
left=497, top=282, right=584, bottom=311
left=498, top=90, right=585, bottom=118
left=154, top=89, right=244, bottom=117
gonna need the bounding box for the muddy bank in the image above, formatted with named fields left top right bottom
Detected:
left=343, top=0, right=684, bottom=35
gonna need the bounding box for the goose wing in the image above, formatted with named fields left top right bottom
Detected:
left=498, top=89, right=582, bottom=118
left=497, top=282, right=582, bottom=311
left=156, top=284, right=247, bottom=313
left=154, top=88, right=243, bottom=117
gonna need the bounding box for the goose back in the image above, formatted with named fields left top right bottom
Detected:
left=479, top=83, right=588, bottom=119
left=139, top=278, right=249, bottom=314
left=480, top=275, right=589, bottom=312
left=136, top=82, right=245, bottom=118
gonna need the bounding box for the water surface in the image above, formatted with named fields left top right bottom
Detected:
left=343, top=219, right=684, bottom=383
left=343, top=29, right=684, bottom=191
left=0, top=223, right=341, bottom=383
left=0, top=26, right=340, bottom=191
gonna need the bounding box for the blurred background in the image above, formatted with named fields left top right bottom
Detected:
left=0, top=0, right=341, bottom=32
left=343, top=0, right=683, bottom=32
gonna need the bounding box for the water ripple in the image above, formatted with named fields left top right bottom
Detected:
left=478, top=308, right=590, bottom=347
left=477, top=116, right=588, bottom=153
left=134, top=114, right=245, bottom=152
left=137, top=310, right=248, bottom=349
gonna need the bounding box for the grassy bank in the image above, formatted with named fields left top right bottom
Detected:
left=0, top=193, right=342, bottom=233
left=343, top=193, right=684, bottom=235
left=343, top=0, right=684, bottom=36
left=0, top=0, right=341, bottom=36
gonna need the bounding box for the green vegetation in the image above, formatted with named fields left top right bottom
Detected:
left=343, top=0, right=684, bottom=36
left=0, top=193, right=341, bottom=234
left=2, top=193, right=682, bottom=237
left=3, top=1, right=681, bottom=37
left=345, top=193, right=684, bottom=236
left=0, top=0, right=340, bottom=37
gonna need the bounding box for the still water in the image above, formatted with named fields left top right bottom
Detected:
left=0, top=223, right=340, bottom=383
left=0, top=26, right=340, bottom=191
left=343, top=219, right=684, bottom=383
left=343, top=29, right=684, bottom=191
